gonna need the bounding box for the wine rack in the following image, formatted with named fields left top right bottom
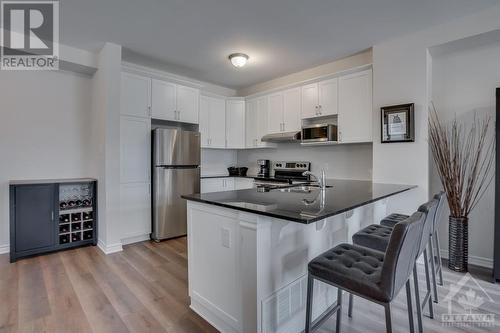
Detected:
left=10, top=178, right=97, bottom=262
left=58, top=182, right=96, bottom=246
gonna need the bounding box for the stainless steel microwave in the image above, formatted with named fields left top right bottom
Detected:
left=301, top=124, right=338, bottom=143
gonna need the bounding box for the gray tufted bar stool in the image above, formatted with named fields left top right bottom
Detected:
left=304, top=211, right=426, bottom=333
left=351, top=198, right=439, bottom=333
left=380, top=192, right=445, bottom=303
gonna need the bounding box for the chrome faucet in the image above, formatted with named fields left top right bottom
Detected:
left=302, top=169, right=326, bottom=189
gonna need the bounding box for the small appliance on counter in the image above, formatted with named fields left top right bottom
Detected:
left=227, top=166, right=248, bottom=176
left=257, top=159, right=270, bottom=178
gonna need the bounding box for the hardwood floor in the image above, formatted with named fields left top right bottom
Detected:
left=1, top=238, right=500, bottom=333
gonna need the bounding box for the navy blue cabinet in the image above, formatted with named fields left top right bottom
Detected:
left=10, top=179, right=97, bottom=262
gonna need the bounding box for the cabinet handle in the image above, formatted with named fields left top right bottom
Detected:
left=315, top=105, right=319, bottom=116
left=147, top=106, right=152, bottom=117
left=318, top=105, right=322, bottom=115
left=178, top=110, right=181, bottom=120
left=339, top=131, right=342, bottom=142
left=51, top=211, right=54, bottom=221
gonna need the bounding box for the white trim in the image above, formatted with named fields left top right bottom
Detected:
left=97, top=239, right=123, bottom=254
left=121, top=234, right=151, bottom=246
left=440, top=249, right=493, bottom=269
left=121, top=61, right=204, bottom=89
left=0, top=244, right=9, bottom=254
left=243, top=63, right=373, bottom=99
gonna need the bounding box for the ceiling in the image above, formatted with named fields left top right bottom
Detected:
left=60, top=0, right=499, bottom=89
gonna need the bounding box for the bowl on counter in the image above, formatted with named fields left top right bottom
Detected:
left=227, top=167, right=248, bottom=177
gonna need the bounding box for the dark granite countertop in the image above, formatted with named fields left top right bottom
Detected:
left=182, top=179, right=416, bottom=224
left=201, top=174, right=256, bottom=179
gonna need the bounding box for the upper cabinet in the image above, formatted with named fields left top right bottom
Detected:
left=151, top=79, right=199, bottom=124
left=177, top=85, right=200, bottom=124
left=200, top=96, right=226, bottom=148
left=338, top=69, right=372, bottom=143
left=151, top=79, right=176, bottom=120
left=246, top=96, right=275, bottom=148
left=268, top=87, right=301, bottom=134
left=301, top=78, right=338, bottom=119
left=121, top=72, right=151, bottom=118
left=226, top=100, right=246, bottom=149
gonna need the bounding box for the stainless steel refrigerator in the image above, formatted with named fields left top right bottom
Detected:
left=152, top=128, right=200, bottom=241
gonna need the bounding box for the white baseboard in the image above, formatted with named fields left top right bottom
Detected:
left=440, top=249, right=493, bottom=269
left=0, top=244, right=9, bottom=254
left=97, top=239, right=123, bottom=254
left=121, top=234, right=150, bottom=246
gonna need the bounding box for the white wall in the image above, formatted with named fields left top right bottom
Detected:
left=372, top=4, right=500, bottom=267
left=201, top=149, right=238, bottom=177
left=430, top=38, right=500, bottom=267
left=0, top=70, right=93, bottom=252
left=237, top=144, right=373, bottom=180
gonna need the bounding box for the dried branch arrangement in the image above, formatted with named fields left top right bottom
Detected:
left=428, top=104, right=495, bottom=218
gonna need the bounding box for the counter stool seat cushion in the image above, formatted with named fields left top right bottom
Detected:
left=308, top=243, right=391, bottom=302
left=352, top=224, right=393, bottom=252
left=380, top=213, right=409, bottom=228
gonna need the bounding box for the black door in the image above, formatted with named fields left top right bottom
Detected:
left=14, top=184, right=55, bottom=252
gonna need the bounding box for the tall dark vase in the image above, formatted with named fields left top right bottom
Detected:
left=448, top=216, right=468, bottom=272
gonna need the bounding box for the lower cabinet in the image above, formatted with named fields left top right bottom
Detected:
left=201, top=177, right=254, bottom=193
left=201, top=178, right=235, bottom=193
left=120, top=182, right=151, bottom=240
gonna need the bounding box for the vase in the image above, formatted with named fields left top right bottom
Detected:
left=448, top=216, right=468, bottom=272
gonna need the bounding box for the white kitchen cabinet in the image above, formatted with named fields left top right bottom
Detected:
left=234, top=178, right=254, bottom=190
left=200, top=96, right=226, bottom=148
left=338, top=69, right=372, bottom=143
left=226, top=100, right=246, bottom=149
left=177, top=85, right=199, bottom=124
left=201, top=177, right=235, bottom=193
left=301, top=83, right=319, bottom=119
left=267, top=92, right=284, bottom=134
left=121, top=72, right=151, bottom=118
left=120, top=182, right=151, bottom=239
left=245, top=99, right=258, bottom=148
left=301, top=78, right=338, bottom=119
left=318, top=78, right=339, bottom=117
left=151, top=79, right=199, bottom=123
left=246, top=97, right=275, bottom=148
left=282, top=87, right=301, bottom=132
left=268, top=88, right=301, bottom=134
left=151, top=79, right=176, bottom=121
left=120, top=116, right=151, bottom=183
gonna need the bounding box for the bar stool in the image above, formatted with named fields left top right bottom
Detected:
left=381, top=192, right=445, bottom=302
left=352, top=198, right=438, bottom=333
left=304, top=211, right=426, bottom=333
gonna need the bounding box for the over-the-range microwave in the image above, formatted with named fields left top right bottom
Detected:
left=301, top=123, right=338, bottom=143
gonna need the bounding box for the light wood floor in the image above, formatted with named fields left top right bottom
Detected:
left=1, top=238, right=500, bottom=333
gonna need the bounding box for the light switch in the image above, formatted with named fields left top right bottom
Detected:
left=221, top=228, right=231, bottom=248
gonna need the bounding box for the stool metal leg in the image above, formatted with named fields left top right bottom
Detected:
left=428, top=233, right=439, bottom=303
left=423, top=248, right=434, bottom=319
left=413, top=265, right=423, bottom=333
left=405, top=280, right=415, bottom=333
left=336, top=288, right=343, bottom=333
left=348, top=293, right=353, bottom=318
left=384, top=303, right=393, bottom=333
left=434, top=229, right=444, bottom=286
left=305, top=274, right=314, bottom=333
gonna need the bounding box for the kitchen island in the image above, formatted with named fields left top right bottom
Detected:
left=182, top=180, right=415, bottom=333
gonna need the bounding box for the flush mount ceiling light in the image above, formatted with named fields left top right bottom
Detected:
left=228, top=53, right=249, bottom=68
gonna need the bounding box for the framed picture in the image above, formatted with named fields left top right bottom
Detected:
left=381, top=103, right=415, bottom=143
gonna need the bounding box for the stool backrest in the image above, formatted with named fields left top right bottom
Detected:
left=416, top=198, right=439, bottom=256
left=381, top=211, right=426, bottom=300
left=432, top=191, right=446, bottom=233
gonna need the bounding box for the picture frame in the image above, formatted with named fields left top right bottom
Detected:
left=381, top=103, right=415, bottom=143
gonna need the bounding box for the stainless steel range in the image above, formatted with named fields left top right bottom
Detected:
left=254, top=161, right=311, bottom=190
